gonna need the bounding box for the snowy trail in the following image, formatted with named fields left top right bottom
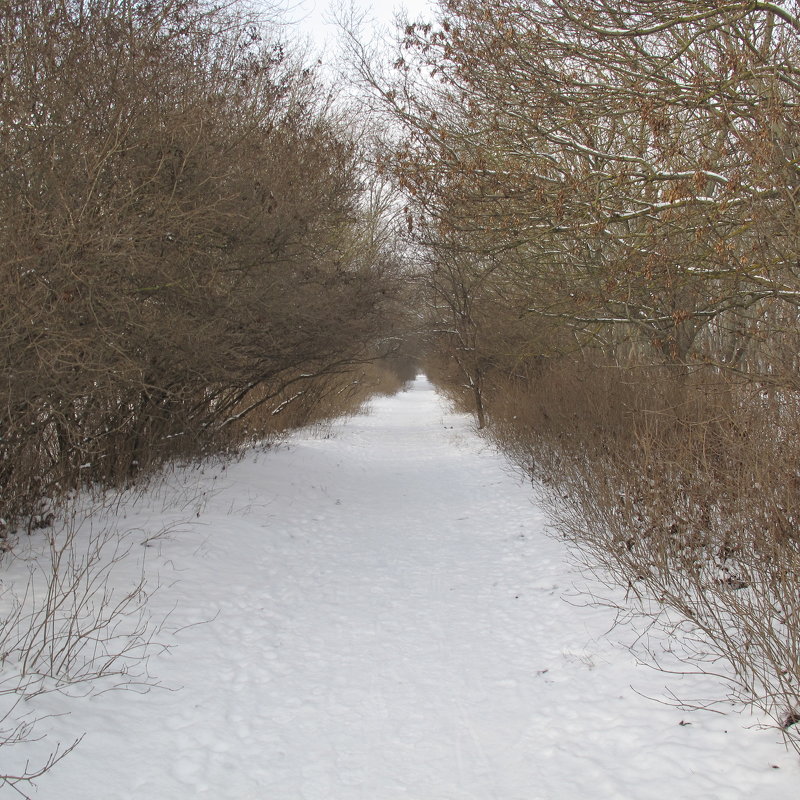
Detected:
left=21, top=377, right=799, bottom=798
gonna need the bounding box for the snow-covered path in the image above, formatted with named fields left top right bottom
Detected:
left=19, top=377, right=799, bottom=797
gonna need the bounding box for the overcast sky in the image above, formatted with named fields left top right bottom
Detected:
left=278, top=0, right=434, bottom=57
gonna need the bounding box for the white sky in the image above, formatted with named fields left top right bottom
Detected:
left=277, top=0, right=435, bottom=57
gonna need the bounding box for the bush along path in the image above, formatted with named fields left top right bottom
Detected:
left=6, top=376, right=799, bottom=798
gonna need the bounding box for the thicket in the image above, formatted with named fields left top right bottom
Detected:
left=353, top=0, right=800, bottom=740
left=0, top=0, right=407, bottom=532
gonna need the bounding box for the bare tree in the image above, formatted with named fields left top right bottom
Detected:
left=345, top=0, right=800, bottom=741
left=0, top=0, right=404, bottom=528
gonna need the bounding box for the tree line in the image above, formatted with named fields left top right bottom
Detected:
left=0, top=0, right=409, bottom=529
left=351, top=0, right=800, bottom=740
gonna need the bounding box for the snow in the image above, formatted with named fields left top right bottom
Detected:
left=3, top=375, right=798, bottom=798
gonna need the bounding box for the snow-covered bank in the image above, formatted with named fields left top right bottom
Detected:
left=5, top=375, right=798, bottom=798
